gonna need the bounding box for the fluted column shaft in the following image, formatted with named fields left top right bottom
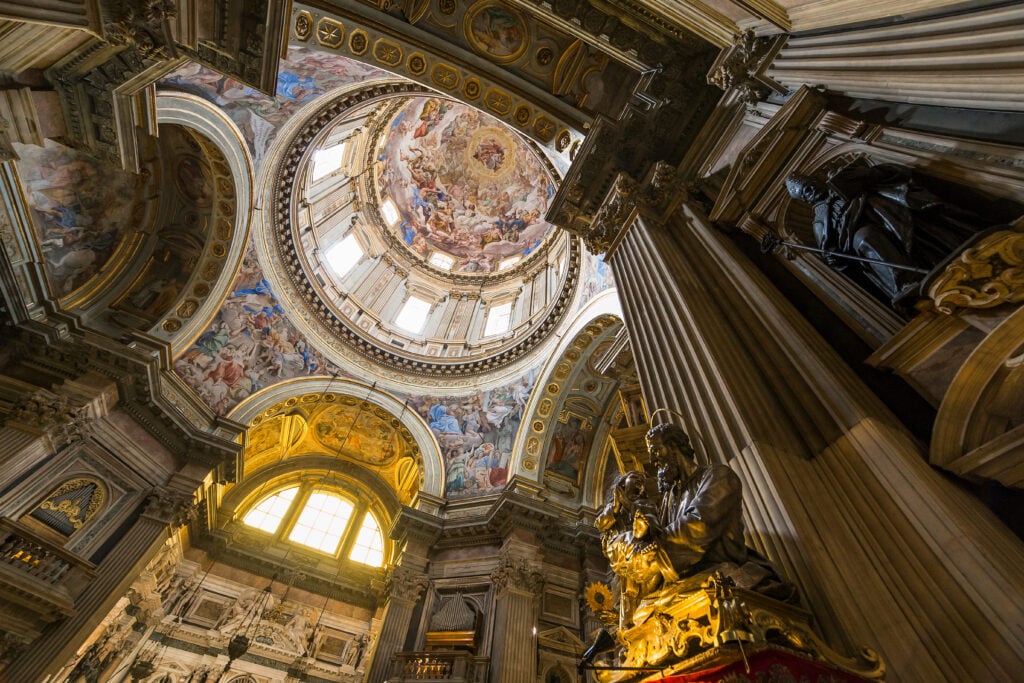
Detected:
left=366, top=567, right=428, bottom=683
left=607, top=204, right=1024, bottom=682
left=767, top=4, right=1024, bottom=111
left=0, top=426, right=50, bottom=492
left=489, top=556, right=542, bottom=683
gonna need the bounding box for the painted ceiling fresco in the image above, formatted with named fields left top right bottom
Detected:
left=154, top=49, right=615, bottom=501
left=174, top=242, right=342, bottom=415
left=372, top=0, right=633, bottom=115
left=15, top=138, right=156, bottom=298
left=379, top=97, right=556, bottom=273
left=161, top=45, right=387, bottom=168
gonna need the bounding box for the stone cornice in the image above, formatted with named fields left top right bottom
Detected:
left=4, top=320, right=243, bottom=475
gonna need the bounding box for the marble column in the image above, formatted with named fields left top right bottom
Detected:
left=603, top=192, right=1024, bottom=681
left=2, top=486, right=196, bottom=682
left=365, top=565, right=429, bottom=683
left=489, top=553, right=543, bottom=683
left=767, top=4, right=1024, bottom=111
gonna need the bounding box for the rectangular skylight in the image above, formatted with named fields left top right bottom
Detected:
left=429, top=252, right=455, bottom=270
left=484, top=301, right=513, bottom=337
left=325, top=233, right=363, bottom=278
left=395, top=295, right=431, bottom=334
left=381, top=198, right=400, bottom=227
left=312, top=143, right=347, bottom=181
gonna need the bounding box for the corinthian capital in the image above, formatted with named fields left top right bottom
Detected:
left=385, top=565, right=429, bottom=603
left=141, top=487, right=197, bottom=528
left=490, top=555, right=544, bottom=596
left=587, top=172, right=640, bottom=254
left=5, top=389, right=93, bottom=449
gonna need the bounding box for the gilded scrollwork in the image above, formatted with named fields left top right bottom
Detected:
left=927, top=229, right=1024, bottom=314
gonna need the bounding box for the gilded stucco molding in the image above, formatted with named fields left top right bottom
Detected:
left=926, top=229, right=1024, bottom=315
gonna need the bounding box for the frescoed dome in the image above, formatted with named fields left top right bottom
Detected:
left=377, top=97, right=557, bottom=274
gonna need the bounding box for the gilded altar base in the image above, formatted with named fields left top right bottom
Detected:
left=594, top=574, right=884, bottom=683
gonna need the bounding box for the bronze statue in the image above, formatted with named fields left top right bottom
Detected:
left=594, top=423, right=793, bottom=633
left=785, top=161, right=983, bottom=303
left=583, top=422, right=883, bottom=678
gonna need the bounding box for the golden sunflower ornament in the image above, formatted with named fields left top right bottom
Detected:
left=583, top=582, right=614, bottom=613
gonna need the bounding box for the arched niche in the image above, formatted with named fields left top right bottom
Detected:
left=149, top=92, right=254, bottom=355
left=931, top=305, right=1024, bottom=488
left=510, top=289, right=622, bottom=495
left=226, top=377, right=445, bottom=502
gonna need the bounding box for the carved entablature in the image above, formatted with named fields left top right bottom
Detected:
left=560, top=160, right=684, bottom=255
left=707, top=30, right=786, bottom=107
left=490, top=555, right=544, bottom=596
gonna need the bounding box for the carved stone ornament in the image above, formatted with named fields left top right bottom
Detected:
left=141, top=487, right=197, bottom=528
left=6, top=390, right=93, bottom=448
left=708, top=30, right=774, bottom=106
left=643, top=160, right=680, bottom=214
left=587, top=173, right=640, bottom=253
left=927, top=229, right=1024, bottom=314
left=490, top=555, right=544, bottom=595
left=385, top=566, right=429, bottom=603
left=103, top=0, right=178, bottom=60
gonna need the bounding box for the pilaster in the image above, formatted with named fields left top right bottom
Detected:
left=767, top=4, right=1024, bottom=111
left=489, top=551, right=544, bottom=683
left=365, top=565, right=430, bottom=683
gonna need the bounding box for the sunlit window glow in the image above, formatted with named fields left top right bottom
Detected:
left=325, top=233, right=363, bottom=277
left=395, top=296, right=431, bottom=334
left=498, top=256, right=520, bottom=271
left=288, top=491, right=354, bottom=553
left=348, top=512, right=385, bottom=567
left=484, top=301, right=513, bottom=337
left=242, top=487, right=298, bottom=534
left=381, top=198, right=400, bottom=227
left=312, top=143, right=347, bottom=181
left=429, top=252, right=455, bottom=270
